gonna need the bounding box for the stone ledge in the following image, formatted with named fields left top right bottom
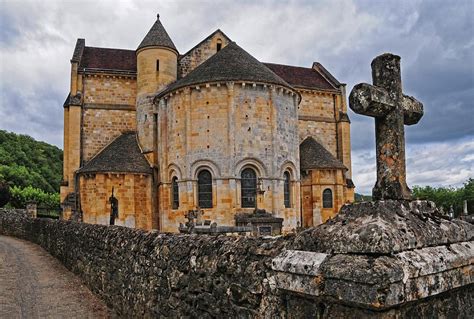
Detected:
left=292, top=200, right=474, bottom=254
left=272, top=241, right=474, bottom=310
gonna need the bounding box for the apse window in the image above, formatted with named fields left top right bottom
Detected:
left=156, top=60, right=160, bottom=71
left=323, top=188, right=333, bottom=208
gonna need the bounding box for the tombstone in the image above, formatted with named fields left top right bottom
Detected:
left=270, top=53, right=474, bottom=317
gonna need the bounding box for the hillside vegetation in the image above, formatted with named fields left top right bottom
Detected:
left=0, top=130, right=63, bottom=194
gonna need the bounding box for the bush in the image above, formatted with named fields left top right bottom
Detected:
left=9, top=185, right=60, bottom=210
left=0, top=180, right=10, bottom=207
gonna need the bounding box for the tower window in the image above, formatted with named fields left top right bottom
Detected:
left=156, top=59, right=160, bottom=71
left=284, top=171, right=291, bottom=208
left=172, top=177, right=179, bottom=209
left=217, top=43, right=222, bottom=52
left=323, top=188, right=333, bottom=208
left=198, top=170, right=213, bottom=208
left=241, top=168, right=257, bottom=208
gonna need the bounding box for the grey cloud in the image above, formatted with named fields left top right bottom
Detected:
left=0, top=0, right=472, bottom=193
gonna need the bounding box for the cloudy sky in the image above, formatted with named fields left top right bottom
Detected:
left=0, top=0, right=473, bottom=194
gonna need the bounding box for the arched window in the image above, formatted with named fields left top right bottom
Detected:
left=198, top=170, right=213, bottom=208
left=216, top=39, right=222, bottom=52
left=172, top=177, right=179, bottom=209
left=323, top=188, right=333, bottom=208
left=241, top=168, right=257, bottom=208
left=284, top=171, right=291, bottom=208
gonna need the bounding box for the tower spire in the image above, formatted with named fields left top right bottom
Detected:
left=137, top=15, right=177, bottom=52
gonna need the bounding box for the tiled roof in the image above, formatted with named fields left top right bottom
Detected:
left=78, top=132, right=152, bottom=174
left=300, top=137, right=346, bottom=170
left=74, top=44, right=340, bottom=91
left=137, top=15, right=177, bottom=52
left=158, top=42, right=292, bottom=97
left=79, top=46, right=136, bottom=71
left=264, top=63, right=336, bottom=91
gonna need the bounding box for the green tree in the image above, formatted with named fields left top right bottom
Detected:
left=0, top=130, right=62, bottom=193
left=412, top=179, right=472, bottom=217
left=0, top=180, right=10, bottom=207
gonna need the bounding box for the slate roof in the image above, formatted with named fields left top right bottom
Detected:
left=264, top=63, right=336, bottom=90
left=80, top=46, right=136, bottom=71
left=158, top=42, right=292, bottom=97
left=78, top=132, right=152, bottom=174
left=300, top=137, right=346, bottom=170
left=73, top=40, right=341, bottom=91
left=137, top=15, right=177, bottom=52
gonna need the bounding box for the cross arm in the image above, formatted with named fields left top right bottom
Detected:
left=402, top=95, right=423, bottom=125
left=349, top=83, right=395, bottom=118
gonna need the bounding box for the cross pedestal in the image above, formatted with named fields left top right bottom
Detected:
left=349, top=53, right=423, bottom=200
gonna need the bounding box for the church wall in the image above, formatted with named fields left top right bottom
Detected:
left=157, top=83, right=300, bottom=233
left=79, top=173, right=152, bottom=230
left=178, top=31, right=230, bottom=78
left=300, top=169, right=346, bottom=227
left=136, top=95, right=156, bottom=153
left=297, top=91, right=338, bottom=157
left=83, top=75, right=136, bottom=106
left=298, top=120, right=337, bottom=157
left=82, top=108, right=136, bottom=162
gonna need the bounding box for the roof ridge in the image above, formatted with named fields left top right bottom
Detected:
left=85, top=46, right=135, bottom=52
left=263, top=62, right=313, bottom=70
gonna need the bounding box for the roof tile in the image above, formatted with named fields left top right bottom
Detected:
left=78, top=132, right=152, bottom=174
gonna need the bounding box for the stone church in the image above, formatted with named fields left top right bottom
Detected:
left=60, top=15, right=354, bottom=233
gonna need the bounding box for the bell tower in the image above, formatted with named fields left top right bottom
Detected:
left=136, top=14, right=178, bottom=154
left=136, top=14, right=178, bottom=97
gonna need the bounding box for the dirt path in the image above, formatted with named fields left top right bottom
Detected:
left=0, top=235, right=110, bottom=318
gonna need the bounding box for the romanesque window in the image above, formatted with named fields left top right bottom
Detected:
left=172, top=177, right=179, bottom=209
left=284, top=171, right=291, bottom=208
left=216, top=39, right=222, bottom=52
left=156, top=59, right=160, bottom=71
left=241, top=168, right=257, bottom=208
left=323, top=188, right=333, bottom=208
left=198, top=170, right=213, bottom=208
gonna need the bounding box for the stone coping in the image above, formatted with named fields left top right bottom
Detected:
left=292, top=200, right=474, bottom=254
left=272, top=241, right=474, bottom=310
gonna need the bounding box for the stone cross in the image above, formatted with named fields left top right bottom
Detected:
left=349, top=53, right=423, bottom=200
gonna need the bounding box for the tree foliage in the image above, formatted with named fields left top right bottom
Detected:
left=0, top=180, right=10, bottom=207
left=0, top=130, right=63, bottom=193
left=412, top=178, right=474, bottom=217
left=9, top=185, right=60, bottom=210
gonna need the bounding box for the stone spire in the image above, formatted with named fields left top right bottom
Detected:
left=137, top=14, right=177, bottom=52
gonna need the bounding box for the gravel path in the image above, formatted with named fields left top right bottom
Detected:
left=0, top=235, right=110, bottom=318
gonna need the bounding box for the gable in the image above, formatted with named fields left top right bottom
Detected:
left=178, top=30, right=231, bottom=79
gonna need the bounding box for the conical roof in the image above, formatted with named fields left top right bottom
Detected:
left=300, top=137, right=347, bottom=170
left=137, top=14, right=177, bottom=52
left=158, top=42, right=292, bottom=97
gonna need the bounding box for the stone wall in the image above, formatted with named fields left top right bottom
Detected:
left=0, top=207, right=472, bottom=318
left=0, top=209, right=288, bottom=318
